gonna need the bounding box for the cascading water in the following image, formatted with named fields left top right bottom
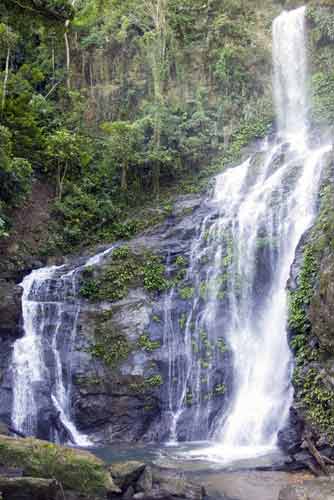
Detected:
left=167, top=6, right=331, bottom=457
left=11, top=247, right=114, bottom=445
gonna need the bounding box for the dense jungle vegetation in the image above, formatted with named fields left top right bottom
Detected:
left=0, top=0, right=333, bottom=255
left=0, top=0, right=277, bottom=254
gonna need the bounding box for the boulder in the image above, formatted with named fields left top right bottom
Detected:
left=110, top=462, right=146, bottom=490
left=108, top=463, right=204, bottom=500
left=151, top=467, right=204, bottom=500
left=0, top=435, right=120, bottom=498
left=0, top=477, right=61, bottom=500
left=0, top=422, right=10, bottom=436
left=136, top=466, right=153, bottom=493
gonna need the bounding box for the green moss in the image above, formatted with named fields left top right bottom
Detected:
left=178, top=313, right=187, bottom=330
left=199, top=282, right=208, bottom=300
left=143, top=256, right=169, bottom=292
left=186, top=390, right=193, bottom=406
left=89, top=338, right=131, bottom=367
left=129, top=374, right=163, bottom=393
left=138, top=334, right=161, bottom=352
left=80, top=247, right=169, bottom=302
left=294, top=366, right=334, bottom=443
left=175, top=256, right=187, bottom=267
left=179, top=286, right=195, bottom=300
left=288, top=247, right=317, bottom=335
left=191, top=339, right=199, bottom=353
left=0, top=436, right=114, bottom=496
left=145, top=374, right=163, bottom=387
left=214, top=384, right=226, bottom=396
left=88, top=314, right=132, bottom=368
left=217, top=338, right=228, bottom=354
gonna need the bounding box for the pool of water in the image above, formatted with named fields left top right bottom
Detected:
left=88, top=442, right=311, bottom=500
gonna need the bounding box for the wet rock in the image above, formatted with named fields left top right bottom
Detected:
left=136, top=466, right=153, bottom=493
left=0, top=281, right=22, bottom=340
left=110, top=462, right=146, bottom=490
left=108, top=464, right=204, bottom=500
left=278, top=407, right=305, bottom=455
left=123, top=485, right=135, bottom=499
left=0, top=421, right=10, bottom=436
left=278, top=477, right=334, bottom=500
left=0, top=477, right=61, bottom=500
left=151, top=467, right=205, bottom=499
left=0, top=189, right=231, bottom=445
left=309, top=255, right=334, bottom=354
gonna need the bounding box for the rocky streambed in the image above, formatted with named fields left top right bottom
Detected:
left=1, top=431, right=334, bottom=499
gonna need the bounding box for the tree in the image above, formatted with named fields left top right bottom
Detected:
left=2, top=0, right=74, bottom=22
left=64, top=0, right=77, bottom=89
left=101, top=121, right=143, bottom=192
left=0, top=23, right=18, bottom=112
left=46, top=129, right=91, bottom=200
left=129, top=0, right=171, bottom=196
left=0, top=125, right=32, bottom=205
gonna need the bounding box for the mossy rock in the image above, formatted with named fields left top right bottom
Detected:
left=0, top=477, right=61, bottom=500
left=0, top=435, right=119, bottom=497
left=109, top=461, right=146, bottom=490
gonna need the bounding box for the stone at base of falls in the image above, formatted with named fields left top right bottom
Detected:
left=277, top=407, right=305, bottom=455
left=0, top=477, right=61, bottom=499
left=109, top=463, right=205, bottom=500
left=0, top=434, right=120, bottom=499
left=278, top=477, right=334, bottom=500
left=110, top=462, right=146, bottom=490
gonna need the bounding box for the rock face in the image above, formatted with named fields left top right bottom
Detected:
left=279, top=162, right=334, bottom=453
left=0, top=267, right=24, bottom=428
left=0, top=190, right=232, bottom=444
left=69, top=193, right=231, bottom=443
left=309, top=255, right=334, bottom=353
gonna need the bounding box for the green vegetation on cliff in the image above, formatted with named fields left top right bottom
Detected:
left=80, top=245, right=169, bottom=301
left=289, top=184, right=334, bottom=443
left=0, top=0, right=277, bottom=255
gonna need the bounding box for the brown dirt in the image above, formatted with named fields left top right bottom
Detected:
left=0, top=179, right=55, bottom=259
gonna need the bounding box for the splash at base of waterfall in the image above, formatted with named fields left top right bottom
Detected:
left=180, top=443, right=277, bottom=465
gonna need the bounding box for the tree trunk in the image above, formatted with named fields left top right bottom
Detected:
left=121, top=163, right=128, bottom=191
left=153, top=114, right=161, bottom=198
left=52, top=39, right=55, bottom=77
left=2, top=47, right=10, bottom=111
left=64, top=0, right=77, bottom=89
left=64, top=21, right=71, bottom=89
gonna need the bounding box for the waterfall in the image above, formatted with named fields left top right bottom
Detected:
left=273, top=7, right=308, bottom=142
left=11, top=247, right=114, bottom=445
left=9, top=6, right=332, bottom=455
left=168, top=6, right=331, bottom=456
